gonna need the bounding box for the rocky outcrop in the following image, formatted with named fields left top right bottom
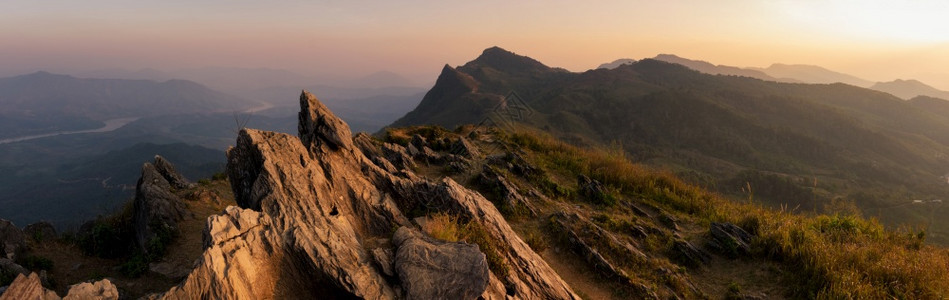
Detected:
left=392, top=227, right=489, bottom=299
left=140, top=90, right=579, bottom=299
left=478, top=166, right=538, bottom=217
left=578, top=175, right=604, bottom=198
left=0, top=272, right=118, bottom=300
left=0, top=273, right=59, bottom=300
left=150, top=206, right=286, bottom=299
left=449, top=137, right=479, bottom=158
left=63, top=279, right=119, bottom=300
left=671, top=239, right=711, bottom=267
left=394, top=179, right=578, bottom=299
left=23, top=222, right=56, bottom=242
left=0, top=220, right=24, bottom=260
left=153, top=155, right=193, bottom=190
left=0, top=258, right=28, bottom=281
left=707, top=222, right=754, bottom=258
left=133, top=156, right=189, bottom=254
left=298, top=90, right=354, bottom=151
left=549, top=212, right=647, bottom=280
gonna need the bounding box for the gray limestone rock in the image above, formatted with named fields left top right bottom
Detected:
left=393, top=227, right=489, bottom=300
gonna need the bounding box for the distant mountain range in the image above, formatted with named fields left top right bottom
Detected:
left=79, top=67, right=425, bottom=93
left=871, top=79, right=949, bottom=100
left=597, top=58, right=636, bottom=70
left=390, top=46, right=949, bottom=243
left=651, top=54, right=790, bottom=82
left=750, top=63, right=873, bottom=87
left=0, top=69, right=425, bottom=227
left=0, top=72, right=256, bottom=139
left=612, top=54, right=949, bottom=101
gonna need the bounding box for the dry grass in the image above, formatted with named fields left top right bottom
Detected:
left=503, top=127, right=949, bottom=298
left=421, top=213, right=462, bottom=242
left=420, top=213, right=510, bottom=278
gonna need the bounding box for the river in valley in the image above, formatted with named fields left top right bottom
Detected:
left=0, top=117, right=141, bottom=145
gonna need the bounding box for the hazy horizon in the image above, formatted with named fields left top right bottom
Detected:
left=3, top=0, right=949, bottom=89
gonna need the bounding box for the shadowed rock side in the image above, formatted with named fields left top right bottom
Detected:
left=134, top=156, right=190, bottom=254
left=0, top=220, right=24, bottom=260
left=144, top=90, right=578, bottom=299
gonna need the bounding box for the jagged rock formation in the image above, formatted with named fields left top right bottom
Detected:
left=707, top=222, right=754, bottom=258
left=0, top=273, right=58, bottom=300
left=63, top=279, right=119, bottom=300
left=478, top=166, right=538, bottom=217
left=0, top=220, right=24, bottom=261
left=0, top=272, right=118, bottom=300
left=550, top=212, right=647, bottom=280
left=133, top=156, right=189, bottom=254
left=142, top=91, right=579, bottom=299
left=152, top=155, right=194, bottom=190
left=151, top=206, right=283, bottom=299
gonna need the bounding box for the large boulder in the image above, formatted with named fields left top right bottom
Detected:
left=393, top=227, right=489, bottom=300
left=63, top=279, right=119, bottom=300
left=0, top=220, right=24, bottom=260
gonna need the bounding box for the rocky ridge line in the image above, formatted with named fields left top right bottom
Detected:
left=145, top=90, right=579, bottom=299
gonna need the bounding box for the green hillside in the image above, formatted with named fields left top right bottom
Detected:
left=390, top=47, right=949, bottom=244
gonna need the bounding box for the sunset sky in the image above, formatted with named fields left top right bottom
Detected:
left=2, top=0, right=948, bottom=88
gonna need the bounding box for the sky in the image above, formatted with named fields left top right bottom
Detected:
left=2, top=0, right=949, bottom=88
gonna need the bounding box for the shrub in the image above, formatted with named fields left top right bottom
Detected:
left=462, top=222, right=510, bottom=278
left=78, top=221, right=132, bottom=258
left=121, top=254, right=149, bottom=278
left=17, top=255, right=54, bottom=271
left=524, top=231, right=549, bottom=253
left=0, top=269, right=17, bottom=287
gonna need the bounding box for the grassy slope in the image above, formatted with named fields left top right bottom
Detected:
left=389, top=48, right=949, bottom=244
left=391, top=125, right=949, bottom=299
left=13, top=125, right=949, bottom=299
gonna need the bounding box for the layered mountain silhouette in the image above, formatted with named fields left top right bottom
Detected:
left=751, top=63, right=873, bottom=87
left=0, top=72, right=256, bottom=139
left=871, top=79, right=949, bottom=100
left=651, top=54, right=790, bottom=82
left=391, top=47, right=949, bottom=242
left=616, top=54, right=949, bottom=102
left=596, top=58, right=636, bottom=70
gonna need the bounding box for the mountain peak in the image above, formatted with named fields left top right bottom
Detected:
left=597, top=58, right=637, bottom=70
left=654, top=54, right=684, bottom=60
left=871, top=78, right=949, bottom=100
left=464, top=46, right=550, bottom=73
left=15, top=71, right=73, bottom=81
